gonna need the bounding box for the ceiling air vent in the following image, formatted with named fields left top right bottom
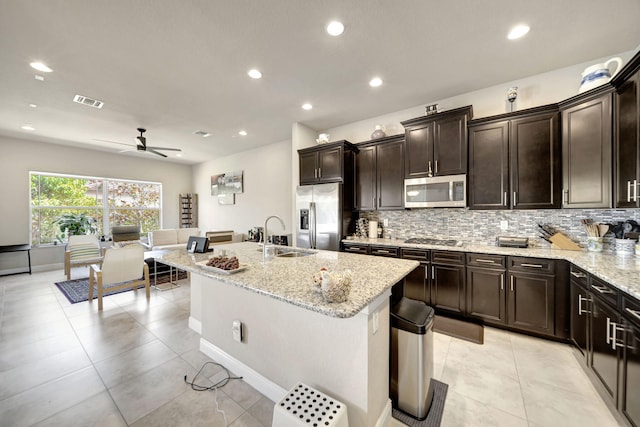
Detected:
left=73, top=94, right=104, bottom=109
left=193, top=130, right=212, bottom=137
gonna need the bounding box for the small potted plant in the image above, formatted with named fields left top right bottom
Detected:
left=54, top=213, right=98, bottom=243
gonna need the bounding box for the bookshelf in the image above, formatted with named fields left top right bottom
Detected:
left=179, top=193, right=197, bottom=228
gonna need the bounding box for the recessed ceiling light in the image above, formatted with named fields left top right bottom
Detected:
left=369, top=77, right=383, bottom=87
left=302, top=103, right=313, bottom=110
left=238, top=130, right=248, bottom=136
left=175, top=153, right=183, bottom=157
left=193, top=130, right=211, bottom=138
left=30, top=62, right=52, bottom=73
left=21, top=124, right=35, bottom=131
left=508, top=24, right=530, bottom=40
left=247, top=69, right=262, bottom=79
left=34, top=75, right=45, bottom=81
left=29, top=103, right=37, bottom=108
left=326, top=21, right=344, bottom=36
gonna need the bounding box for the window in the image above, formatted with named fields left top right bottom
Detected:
left=30, top=172, right=161, bottom=245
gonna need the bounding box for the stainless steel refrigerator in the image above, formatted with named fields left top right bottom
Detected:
left=296, top=183, right=350, bottom=251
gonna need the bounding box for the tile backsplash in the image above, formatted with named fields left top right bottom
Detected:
left=360, top=208, right=640, bottom=249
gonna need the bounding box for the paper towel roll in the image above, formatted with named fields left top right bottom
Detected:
left=369, top=221, right=378, bottom=239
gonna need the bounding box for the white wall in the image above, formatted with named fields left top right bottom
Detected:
left=324, top=50, right=637, bottom=144
left=192, top=139, right=293, bottom=239
left=0, top=135, right=192, bottom=270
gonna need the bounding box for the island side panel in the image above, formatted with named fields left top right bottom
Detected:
left=196, top=273, right=391, bottom=427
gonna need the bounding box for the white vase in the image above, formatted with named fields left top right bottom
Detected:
left=371, top=125, right=386, bottom=139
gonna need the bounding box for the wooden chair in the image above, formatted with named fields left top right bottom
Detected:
left=88, top=245, right=150, bottom=310
left=64, top=235, right=103, bottom=280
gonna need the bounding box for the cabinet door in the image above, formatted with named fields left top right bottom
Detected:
left=623, top=323, right=640, bottom=427
left=431, top=263, right=465, bottom=314
left=507, top=271, right=555, bottom=336
left=318, top=146, right=343, bottom=182
left=355, top=146, right=376, bottom=210
left=510, top=112, right=561, bottom=209
left=468, top=121, right=509, bottom=209
left=615, top=72, right=639, bottom=208
left=377, top=139, right=405, bottom=210
left=405, top=123, right=433, bottom=178
left=466, top=267, right=506, bottom=324
left=434, top=114, right=468, bottom=175
left=404, top=264, right=429, bottom=304
left=570, top=280, right=590, bottom=361
left=590, top=296, right=620, bottom=400
left=563, top=93, right=613, bottom=208
left=299, top=152, right=319, bottom=185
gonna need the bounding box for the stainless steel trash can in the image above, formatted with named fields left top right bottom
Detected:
left=390, top=297, right=435, bottom=420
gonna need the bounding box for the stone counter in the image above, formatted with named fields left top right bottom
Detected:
left=157, top=241, right=419, bottom=318
left=344, top=237, right=640, bottom=300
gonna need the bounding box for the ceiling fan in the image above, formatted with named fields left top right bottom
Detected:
left=95, top=128, right=182, bottom=158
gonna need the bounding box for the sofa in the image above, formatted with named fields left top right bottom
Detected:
left=148, top=228, right=200, bottom=250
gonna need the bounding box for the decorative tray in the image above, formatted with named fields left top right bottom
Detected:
left=195, top=260, right=249, bottom=275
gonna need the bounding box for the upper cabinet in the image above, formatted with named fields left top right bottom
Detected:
left=613, top=52, right=640, bottom=208
left=298, top=140, right=357, bottom=185
left=355, top=135, right=404, bottom=211
left=468, top=105, right=561, bottom=210
left=559, top=87, right=613, bottom=209
left=401, top=106, right=473, bottom=178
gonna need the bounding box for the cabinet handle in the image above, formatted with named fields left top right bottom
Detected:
left=592, top=284, right=615, bottom=295
left=521, top=263, right=543, bottom=268
left=609, top=319, right=625, bottom=350
left=510, top=275, right=514, bottom=292
left=635, top=179, right=638, bottom=202
left=606, top=316, right=612, bottom=345
left=578, top=294, right=592, bottom=315
left=375, top=249, right=390, bottom=254
left=435, top=160, right=438, bottom=175
left=513, top=192, right=517, bottom=207
left=570, top=271, right=587, bottom=278
left=432, top=265, right=435, bottom=278
left=314, top=168, right=318, bottom=179
left=318, top=167, right=321, bottom=178
left=628, top=181, right=632, bottom=202
left=373, top=197, right=376, bottom=207
left=379, top=197, right=381, bottom=207
left=503, top=192, right=507, bottom=206
left=428, top=161, right=433, bottom=177
left=563, top=189, right=569, bottom=204
left=476, top=259, right=496, bottom=264
left=625, top=307, right=640, bottom=322
left=500, top=274, right=504, bottom=291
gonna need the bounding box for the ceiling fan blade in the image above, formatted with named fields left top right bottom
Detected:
left=146, top=146, right=182, bottom=152
left=118, top=148, right=136, bottom=153
left=93, top=138, right=134, bottom=147
left=146, top=148, right=168, bottom=158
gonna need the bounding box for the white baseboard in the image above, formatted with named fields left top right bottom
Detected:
left=200, top=338, right=287, bottom=403
left=188, top=317, right=202, bottom=334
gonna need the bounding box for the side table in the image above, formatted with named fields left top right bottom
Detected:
left=144, top=249, right=180, bottom=291
left=0, top=244, right=32, bottom=276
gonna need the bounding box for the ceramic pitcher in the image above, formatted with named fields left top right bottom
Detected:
left=579, top=57, right=623, bottom=93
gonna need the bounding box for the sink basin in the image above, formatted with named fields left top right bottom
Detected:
left=276, top=251, right=315, bottom=258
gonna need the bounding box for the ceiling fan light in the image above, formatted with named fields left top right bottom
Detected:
left=30, top=62, right=52, bottom=72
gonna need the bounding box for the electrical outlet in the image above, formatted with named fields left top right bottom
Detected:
left=383, top=218, right=389, bottom=227
left=232, top=320, right=243, bottom=342
left=500, top=220, right=508, bottom=231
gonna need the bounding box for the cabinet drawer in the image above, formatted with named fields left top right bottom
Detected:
left=623, top=294, right=640, bottom=328
left=342, top=243, right=369, bottom=255
left=590, top=276, right=619, bottom=309
left=570, top=265, right=589, bottom=287
left=370, top=245, right=399, bottom=257
left=432, top=250, right=465, bottom=265
left=401, top=248, right=430, bottom=262
left=466, top=253, right=506, bottom=268
left=508, top=256, right=554, bottom=274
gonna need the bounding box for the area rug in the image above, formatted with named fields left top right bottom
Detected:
left=55, top=271, right=187, bottom=304
left=392, top=379, right=448, bottom=427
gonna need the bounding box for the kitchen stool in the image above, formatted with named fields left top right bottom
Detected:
left=272, top=382, right=348, bottom=427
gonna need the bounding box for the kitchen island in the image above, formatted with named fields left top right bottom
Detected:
left=158, top=242, right=419, bottom=427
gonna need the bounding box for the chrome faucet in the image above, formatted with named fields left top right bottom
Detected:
left=263, top=215, right=285, bottom=261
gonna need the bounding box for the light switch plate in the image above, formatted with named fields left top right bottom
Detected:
left=383, top=219, right=389, bottom=227
left=500, top=220, right=508, bottom=231
left=232, top=320, right=243, bottom=342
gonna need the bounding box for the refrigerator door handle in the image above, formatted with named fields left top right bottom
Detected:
left=309, top=202, right=316, bottom=249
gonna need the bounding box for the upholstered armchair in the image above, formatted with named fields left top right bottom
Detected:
left=88, top=245, right=150, bottom=310
left=64, top=235, right=103, bottom=280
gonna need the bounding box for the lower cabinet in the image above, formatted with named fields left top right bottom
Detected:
left=431, top=251, right=466, bottom=315
left=590, top=288, right=620, bottom=400
left=507, top=270, right=555, bottom=336
left=466, top=253, right=506, bottom=323
left=569, top=268, right=590, bottom=359
left=400, top=248, right=430, bottom=304
left=623, top=315, right=640, bottom=427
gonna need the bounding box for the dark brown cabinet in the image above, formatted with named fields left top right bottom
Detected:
left=560, top=88, right=613, bottom=208
left=355, top=135, right=404, bottom=211
left=401, top=106, right=472, bottom=178
left=508, top=270, right=555, bottom=336
left=431, top=251, right=466, bottom=315
left=341, top=242, right=369, bottom=254
left=401, top=248, right=430, bottom=304
left=614, top=60, right=640, bottom=208
left=466, top=254, right=506, bottom=323
left=468, top=106, right=561, bottom=210
left=622, top=297, right=640, bottom=427
left=569, top=267, right=590, bottom=360
left=590, top=285, right=620, bottom=400
left=298, top=140, right=356, bottom=185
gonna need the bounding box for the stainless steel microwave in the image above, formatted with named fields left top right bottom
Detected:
left=404, top=174, right=467, bottom=208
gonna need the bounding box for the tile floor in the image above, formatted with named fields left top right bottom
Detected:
left=0, top=268, right=627, bottom=427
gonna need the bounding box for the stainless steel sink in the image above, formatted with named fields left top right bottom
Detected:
left=276, top=250, right=315, bottom=258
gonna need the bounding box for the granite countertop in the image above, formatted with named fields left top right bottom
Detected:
left=344, top=237, right=640, bottom=301
left=157, top=241, right=419, bottom=319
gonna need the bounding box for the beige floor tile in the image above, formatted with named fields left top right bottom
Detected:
left=445, top=335, right=518, bottom=380
left=229, top=411, right=267, bottom=427
left=75, top=317, right=158, bottom=362
left=32, top=390, right=127, bottom=427
left=219, top=378, right=264, bottom=411
left=441, top=390, right=529, bottom=427
left=0, top=330, right=82, bottom=371
left=247, top=396, right=276, bottom=426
